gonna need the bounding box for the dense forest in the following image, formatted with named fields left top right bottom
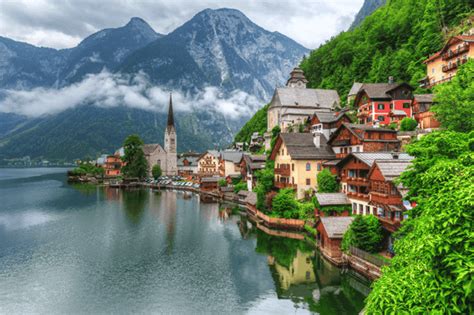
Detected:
left=233, top=104, right=268, bottom=144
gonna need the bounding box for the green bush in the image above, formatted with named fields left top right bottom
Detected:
left=218, top=179, right=227, bottom=187
left=400, top=117, right=418, bottom=131
left=316, top=168, right=339, bottom=193
left=151, top=164, right=162, bottom=179
left=343, top=215, right=383, bottom=253
left=233, top=181, right=248, bottom=193
left=272, top=188, right=300, bottom=219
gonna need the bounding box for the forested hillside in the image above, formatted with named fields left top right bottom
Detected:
left=300, top=0, right=473, bottom=100
left=234, top=104, right=269, bottom=144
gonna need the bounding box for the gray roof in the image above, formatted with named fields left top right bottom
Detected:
left=358, top=83, right=403, bottom=99
left=323, top=159, right=341, bottom=166
left=314, top=111, right=347, bottom=123
left=344, top=123, right=396, bottom=133
left=316, top=193, right=351, bottom=206
left=221, top=151, right=243, bottom=163
left=351, top=152, right=413, bottom=167
left=280, top=133, right=336, bottom=160
left=320, top=217, right=354, bottom=238
left=374, top=160, right=412, bottom=181
left=143, top=144, right=163, bottom=155
left=392, top=110, right=407, bottom=116
left=348, top=82, right=363, bottom=96
left=414, top=94, right=434, bottom=103
left=271, top=87, right=340, bottom=109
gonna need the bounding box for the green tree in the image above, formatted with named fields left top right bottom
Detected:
left=432, top=60, right=474, bottom=132
left=272, top=188, right=300, bottom=219
left=316, top=168, right=339, bottom=192
left=121, top=134, right=148, bottom=179
left=218, top=179, right=227, bottom=187
left=233, top=181, right=247, bottom=193
left=346, top=215, right=382, bottom=253
left=366, top=130, right=474, bottom=312
left=399, top=117, right=418, bottom=131
left=151, top=164, right=162, bottom=179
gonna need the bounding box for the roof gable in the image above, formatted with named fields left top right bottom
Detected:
left=320, top=217, right=354, bottom=238
left=270, top=87, right=340, bottom=110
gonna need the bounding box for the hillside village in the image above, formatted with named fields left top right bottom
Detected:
left=70, top=32, right=474, bottom=277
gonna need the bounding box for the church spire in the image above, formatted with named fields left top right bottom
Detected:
left=167, top=93, right=174, bottom=127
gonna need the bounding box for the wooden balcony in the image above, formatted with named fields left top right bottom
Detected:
left=275, top=182, right=297, bottom=190
left=377, top=216, right=401, bottom=233
left=441, top=44, right=469, bottom=60
left=346, top=177, right=369, bottom=186
left=442, top=58, right=468, bottom=72
left=346, top=191, right=369, bottom=201
left=275, top=166, right=291, bottom=176
left=370, top=191, right=402, bottom=205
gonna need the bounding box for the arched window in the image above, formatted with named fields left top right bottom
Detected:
left=306, top=163, right=311, bottom=171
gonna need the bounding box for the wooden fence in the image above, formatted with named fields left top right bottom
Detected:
left=349, top=246, right=391, bottom=267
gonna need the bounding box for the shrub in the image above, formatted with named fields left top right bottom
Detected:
left=272, top=188, right=300, bottom=219
left=400, top=117, right=418, bottom=131
left=233, top=181, right=247, bottom=193
left=151, top=164, right=162, bottom=179
left=316, top=168, right=339, bottom=193
left=218, top=179, right=227, bottom=187
left=343, top=215, right=383, bottom=253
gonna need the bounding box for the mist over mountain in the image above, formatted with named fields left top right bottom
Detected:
left=0, top=8, right=308, bottom=160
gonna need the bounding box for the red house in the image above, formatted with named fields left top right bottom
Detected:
left=327, top=123, right=400, bottom=159
left=354, top=81, right=414, bottom=126
left=103, top=155, right=123, bottom=177
left=316, top=217, right=354, bottom=265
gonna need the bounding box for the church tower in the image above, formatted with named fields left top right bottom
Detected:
left=164, top=93, right=177, bottom=175
left=286, top=67, right=308, bottom=88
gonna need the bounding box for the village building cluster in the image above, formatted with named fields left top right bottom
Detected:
left=91, top=33, right=472, bottom=266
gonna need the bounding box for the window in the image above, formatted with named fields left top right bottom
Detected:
left=395, top=211, right=401, bottom=220
left=390, top=104, right=393, bottom=110
left=359, top=204, right=363, bottom=215
left=378, top=116, right=384, bottom=121
left=352, top=203, right=357, bottom=214
left=403, top=103, right=410, bottom=108
left=291, top=163, right=294, bottom=171
left=306, top=163, right=311, bottom=171
left=432, top=68, right=435, bottom=73
left=355, top=146, right=360, bottom=152
left=317, top=164, right=321, bottom=171
left=366, top=206, right=370, bottom=215
left=306, top=178, right=311, bottom=185
left=349, top=147, right=352, bottom=153
left=377, top=104, right=385, bottom=110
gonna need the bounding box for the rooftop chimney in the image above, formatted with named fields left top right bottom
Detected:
left=388, top=76, right=394, bottom=84
left=313, top=133, right=321, bottom=148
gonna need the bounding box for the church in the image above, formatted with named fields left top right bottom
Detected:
left=143, top=94, right=178, bottom=176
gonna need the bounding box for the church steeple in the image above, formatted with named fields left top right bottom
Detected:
left=167, top=93, right=174, bottom=127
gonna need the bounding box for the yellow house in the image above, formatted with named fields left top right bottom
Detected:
left=269, top=250, right=316, bottom=291
left=420, top=35, right=473, bottom=88
left=270, top=133, right=336, bottom=199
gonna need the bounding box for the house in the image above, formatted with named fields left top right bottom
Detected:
left=177, top=155, right=199, bottom=177
left=219, top=151, right=243, bottom=177
left=266, top=67, right=340, bottom=133
left=354, top=79, right=414, bottom=126
left=97, top=154, right=123, bottom=177
left=316, top=217, right=354, bottom=265
left=270, top=132, right=336, bottom=199
left=420, top=35, right=473, bottom=88
left=197, top=150, right=220, bottom=176
left=200, top=176, right=225, bottom=192
left=413, top=94, right=440, bottom=130
left=239, top=154, right=266, bottom=191
left=327, top=123, right=400, bottom=159
left=314, top=193, right=351, bottom=217
left=368, top=160, right=413, bottom=241
left=337, top=152, right=413, bottom=217
left=307, top=110, right=352, bottom=140
left=249, top=132, right=265, bottom=152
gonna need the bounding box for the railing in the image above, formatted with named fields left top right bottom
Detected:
left=275, top=182, right=297, bottom=189
left=370, top=191, right=402, bottom=205
left=274, top=166, right=291, bottom=176
left=442, top=58, right=468, bottom=72
left=441, top=44, right=469, bottom=60
left=349, top=246, right=390, bottom=267
left=377, top=216, right=401, bottom=232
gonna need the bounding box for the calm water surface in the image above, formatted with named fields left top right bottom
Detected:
left=0, top=168, right=370, bottom=314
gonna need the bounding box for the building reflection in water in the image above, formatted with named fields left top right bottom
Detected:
left=120, top=189, right=147, bottom=225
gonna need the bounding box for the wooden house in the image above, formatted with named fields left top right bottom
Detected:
left=413, top=94, right=440, bottom=130
left=314, top=193, right=351, bottom=217
left=316, top=217, right=354, bottom=265
left=327, top=123, right=400, bottom=159
left=239, top=154, right=266, bottom=191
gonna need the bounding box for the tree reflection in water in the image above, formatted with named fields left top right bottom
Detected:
left=121, top=189, right=147, bottom=224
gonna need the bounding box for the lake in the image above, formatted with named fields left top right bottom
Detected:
left=0, top=168, right=370, bottom=314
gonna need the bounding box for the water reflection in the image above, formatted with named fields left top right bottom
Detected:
left=0, top=169, right=370, bottom=314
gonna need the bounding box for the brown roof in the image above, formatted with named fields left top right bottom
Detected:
left=280, top=133, right=335, bottom=160
left=414, top=94, right=434, bottom=103
left=316, top=193, right=350, bottom=206
left=320, top=217, right=354, bottom=238
left=244, top=191, right=257, bottom=206
left=328, top=123, right=398, bottom=146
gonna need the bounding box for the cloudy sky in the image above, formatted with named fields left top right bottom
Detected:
left=0, top=0, right=363, bottom=49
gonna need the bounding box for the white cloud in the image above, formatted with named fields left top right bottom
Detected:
left=0, top=71, right=260, bottom=119
left=0, top=0, right=363, bottom=49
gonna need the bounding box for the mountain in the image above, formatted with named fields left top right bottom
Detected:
left=350, top=0, right=386, bottom=29
left=121, top=8, right=309, bottom=100
left=0, top=9, right=308, bottom=161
